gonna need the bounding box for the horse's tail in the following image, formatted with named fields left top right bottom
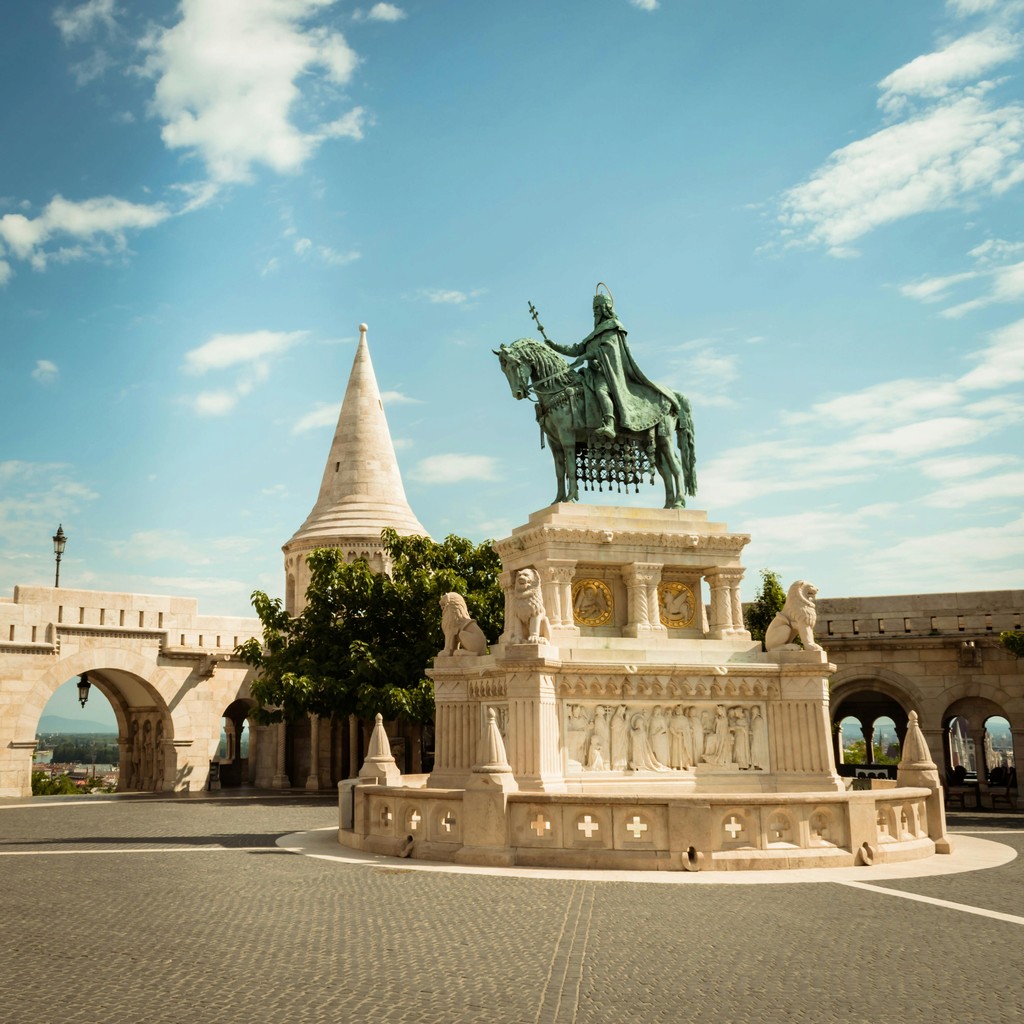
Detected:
left=675, top=392, right=697, bottom=497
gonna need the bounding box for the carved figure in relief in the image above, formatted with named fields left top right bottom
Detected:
left=588, top=705, right=611, bottom=770
left=438, top=592, right=489, bottom=656
left=566, top=704, right=590, bottom=765
left=687, top=706, right=706, bottom=762
left=142, top=719, right=154, bottom=790
left=129, top=721, right=141, bottom=790
left=611, top=704, right=629, bottom=770
left=669, top=706, right=694, bottom=768
left=649, top=706, right=671, bottom=766
left=628, top=710, right=668, bottom=771
left=573, top=580, right=611, bottom=626
left=509, top=568, right=552, bottom=644
left=708, top=705, right=732, bottom=766
left=155, top=722, right=165, bottom=790
left=750, top=707, right=769, bottom=770
left=764, top=580, right=823, bottom=651
left=730, top=706, right=751, bottom=769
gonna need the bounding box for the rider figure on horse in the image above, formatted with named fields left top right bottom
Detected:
left=543, top=286, right=678, bottom=441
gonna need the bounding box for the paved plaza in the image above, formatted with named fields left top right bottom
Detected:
left=1, top=796, right=1023, bottom=1024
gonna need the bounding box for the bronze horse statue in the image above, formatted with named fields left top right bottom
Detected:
left=495, top=338, right=696, bottom=508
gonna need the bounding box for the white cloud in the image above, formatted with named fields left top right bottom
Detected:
left=629, top=0, right=660, bottom=10
left=855, top=515, right=1024, bottom=592
left=924, top=470, right=1024, bottom=507
left=942, top=259, right=1024, bottom=316
left=143, top=0, right=363, bottom=184
left=184, top=330, right=307, bottom=374
left=410, top=454, right=500, bottom=484
left=355, top=4, right=407, bottom=22
left=779, top=95, right=1024, bottom=252
left=0, top=260, right=11, bottom=286
left=899, top=270, right=979, bottom=302
left=53, top=0, right=117, bottom=43
left=193, top=390, right=238, bottom=417
left=917, top=453, right=1018, bottom=479
left=742, top=505, right=896, bottom=554
left=418, top=288, right=486, bottom=305
left=0, top=462, right=99, bottom=576
left=959, top=316, right=1024, bottom=387
left=380, top=390, right=419, bottom=404
left=0, top=194, right=169, bottom=269
left=184, top=329, right=307, bottom=417
left=32, top=360, right=59, bottom=384
left=292, top=402, right=339, bottom=434
left=294, top=237, right=313, bottom=256
left=878, top=28, right=1020, bottom=114
left=319, top=245, right=360, bottom=266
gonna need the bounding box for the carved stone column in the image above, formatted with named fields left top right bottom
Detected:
left=717, top=568, right=747, bottom=636
left=622, top=562, right=666, bottom=638
left=539, top=559, right=577, bottom=633
left=117, top=738, right=130, bottom=792
left=305, top=714, right=320, bottom=791
left=704, top=569, right=732, bottom=638
left=271, top=721, right=289, bottom=789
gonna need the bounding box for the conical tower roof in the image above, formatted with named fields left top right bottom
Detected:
left=286, top=324, right=428, bottom=548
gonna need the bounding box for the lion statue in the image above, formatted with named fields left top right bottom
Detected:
left=764, top=580, right=823, bottom=651
left=439, top=592, right=488, bottom=656
left=508, top=567, right=552, bottom=645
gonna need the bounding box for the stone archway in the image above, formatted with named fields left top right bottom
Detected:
left=829, top=668, right=921, bottom=775
left=5, top=648, right=191, bottom=798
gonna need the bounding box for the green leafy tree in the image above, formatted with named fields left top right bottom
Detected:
left=32, top=771, right=81, bottom=795
left=237, top=528, right=503, bottom=725
left=744, top=569, right=786, bottom=645
left=1000, top=630, right=1024, bottom=658
left=843, top=739, right=867, bottom=765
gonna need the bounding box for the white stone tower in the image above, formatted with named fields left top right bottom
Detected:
left=282, top=323, right=429, bottom=613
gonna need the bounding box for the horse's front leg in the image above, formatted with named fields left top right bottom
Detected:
left=560, top=429, right=580, bottom=501
left=550, top=440, right=568, bottom=504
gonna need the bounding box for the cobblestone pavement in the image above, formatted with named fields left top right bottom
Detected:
left=1, top=797, right=1022, bottom=1024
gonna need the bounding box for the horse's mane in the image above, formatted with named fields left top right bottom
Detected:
left=507, top=337, right=576, bottom=384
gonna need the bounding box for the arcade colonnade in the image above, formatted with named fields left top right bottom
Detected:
left=822, top=590, right=1024, bottom=788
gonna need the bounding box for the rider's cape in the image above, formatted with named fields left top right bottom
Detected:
left=578, top=317, right=678, bottom=433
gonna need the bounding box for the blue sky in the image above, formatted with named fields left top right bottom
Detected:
left=4, top=0, right=1024, bottom=665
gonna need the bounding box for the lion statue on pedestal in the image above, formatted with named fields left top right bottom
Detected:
left=439, top=592, right=488, bottom=656
left=764, top=580, right=823, bottom=651
left=508, top=568, right=552, bottom=645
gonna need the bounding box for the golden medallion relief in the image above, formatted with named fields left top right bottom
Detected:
left=571, top=578, right=613, bottom=626
left=658, top=581, right=696, bottom=628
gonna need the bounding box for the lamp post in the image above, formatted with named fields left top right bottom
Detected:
left=52, top=525, right=66, bottom=588
left=77, top=673, right=91, bottom=709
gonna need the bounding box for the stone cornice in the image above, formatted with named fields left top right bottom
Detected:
left=494, top=526, right=750, bottom=560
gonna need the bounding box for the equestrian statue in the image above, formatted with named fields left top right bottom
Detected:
left=495, top=284, right=696, bottom=509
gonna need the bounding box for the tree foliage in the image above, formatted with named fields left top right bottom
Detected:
left=1000, top=630, right=1024, bottom=659
left=237, top=528, right=503, bottom=725
left=744, top=568, right=786, bottom=644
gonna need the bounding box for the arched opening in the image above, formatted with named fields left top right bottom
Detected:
left=34, top=675, right=121, bottom=793
left=831, top=687, right=908, bottom=779
left=984, top=716, right=1014, bottom=779
left=21, top=662, right=176, bottom=797
left=217, top=698, right=257, bottom=787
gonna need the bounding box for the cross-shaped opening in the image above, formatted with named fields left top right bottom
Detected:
left=724, top=816, right=743, bottom=840
left=408, top=809, right=422, bottom=831
left=577, top=814, right=599, bottom=838
left=530, top=813, right=551, bottom=837
left=441, top=812, right=457, bottom=833
left=380, top=805, right=393, bottom=826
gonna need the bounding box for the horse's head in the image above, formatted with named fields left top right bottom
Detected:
left=493, top=340, right=533, bottom=401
